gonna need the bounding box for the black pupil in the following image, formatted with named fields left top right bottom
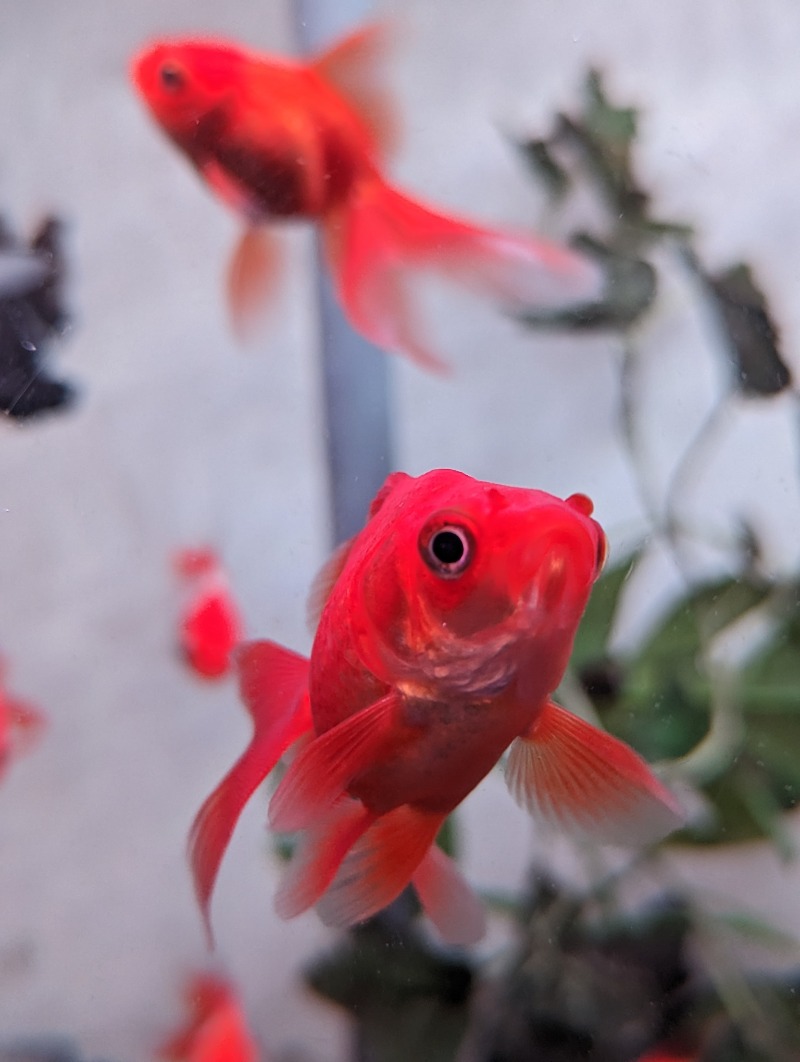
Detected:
left=432, top=530, right=465, bottom=566
left=160, top=64, right=184, bottom=89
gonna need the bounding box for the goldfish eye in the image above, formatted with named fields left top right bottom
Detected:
left=159, top=63, right=185, bottom=91
left=420, top=524, right=473, bottom=578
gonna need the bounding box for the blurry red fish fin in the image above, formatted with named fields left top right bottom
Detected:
left=317, top=805, right=444, bottom=928
left=269, top=692, right=398, bottom=831
left=226, top=226, right=283, bottom=344
left=189, top=641, right=312, bottom=940
left=505, top=699, right=684, bottom=846
left=326, top=177, right=602, bottom=370
left=275, top=797, right=374, bottom=918
left=412, top=843, right=486, bottom=945
left=306, top=536, right=357, bottom=632
left=312, top=22, right=399, bottom=158
left=324, top=191, right=449, bottom=373
left=431, top=226, right=603, bottom=310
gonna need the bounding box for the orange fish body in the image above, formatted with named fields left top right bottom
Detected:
left=190, top=470, right=682, bottom=945
left=131, top=28, right=602, bottom=370
left=175, top=548, right=243, bottom=680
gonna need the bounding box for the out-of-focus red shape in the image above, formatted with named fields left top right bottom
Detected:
left=174, top=548, right=244, bottom=680
left=0, top=659, right=45, bottom=782
left=159, top=974, right=261, bottom=1062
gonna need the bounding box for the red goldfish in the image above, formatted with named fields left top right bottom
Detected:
left=159, top=973, right=260, bottom=1062
left=131, top=27, right=602, bottom=371
left=175, top=548, right=243, bottom=680
left=0, top=659, right=44, bottom=782
left=190, top=470, right=682, bottom=945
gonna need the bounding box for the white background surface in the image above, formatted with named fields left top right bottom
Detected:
left=1, top=1, right=800, bottom=1058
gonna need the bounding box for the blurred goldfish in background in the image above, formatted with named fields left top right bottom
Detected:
left=190, top=470, right=682, bottom=946
left=175, top=548, right=243, bottom=680
left=159, top=973, right=261, bottom=1062
left=131, top=27, right=603, bottom=371
left=0, top=658, right=44, bottom=783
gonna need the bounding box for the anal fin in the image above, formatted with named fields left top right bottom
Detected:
left=275, top=798, right=375, bottom=919
left=316, top=804, right=444, bottom=930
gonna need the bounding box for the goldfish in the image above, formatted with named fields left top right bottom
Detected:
left=189, top=469, right=682, bottom=945
left=175, top=548, right=244, bottom=680
left=159, top=973, right=260, bottom=1062
left=131, top=27, right=603, bottom=371
left=0, top=659, right=45, bottom=782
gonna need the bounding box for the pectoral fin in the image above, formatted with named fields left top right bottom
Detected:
left=268, top=692, right=398, bottom=831
left=226, top=226, right=283, bottom=343
left=506, top=699, right=683, bottom=846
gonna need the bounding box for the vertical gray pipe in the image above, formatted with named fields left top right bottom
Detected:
left=291, top=0, right=394, bottom=546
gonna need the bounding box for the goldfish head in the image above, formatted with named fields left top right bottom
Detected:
left=131, top=40, right=248, bottom=149
left=351, top=470, right=607, bottom=700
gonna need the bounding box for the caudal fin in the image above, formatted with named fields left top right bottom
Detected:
left=324, top=178, right=603, bottom=372
left=188, top=640, right=312, bottom=941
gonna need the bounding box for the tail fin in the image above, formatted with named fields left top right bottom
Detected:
left=188, top=640, right=311, bottom=942
left=324, top=177, right=603, bottom=372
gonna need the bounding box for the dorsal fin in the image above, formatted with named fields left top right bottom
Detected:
left=306, top=536, right=356, bottom=632
left=306, top=472, right=412, bottom=631
left=367, top=470, right=411, bottom=517
left=311, top=23, right=400, bottom=159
